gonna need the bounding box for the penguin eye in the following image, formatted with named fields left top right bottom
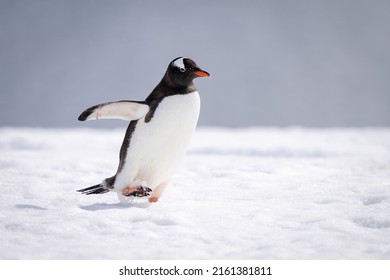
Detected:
left=179, top=67, right=185, bottom=72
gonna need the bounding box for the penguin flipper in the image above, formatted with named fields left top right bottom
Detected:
left=78, top=100, right=149, bottom=121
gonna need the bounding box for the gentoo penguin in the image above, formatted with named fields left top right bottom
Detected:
left=77, top=57, right=210, bottom=203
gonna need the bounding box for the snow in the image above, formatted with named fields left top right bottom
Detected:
left=0, top=127, right=389, bottom=259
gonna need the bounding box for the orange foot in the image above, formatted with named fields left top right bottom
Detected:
left=121, top=186, right=152, bottom=197
left=148, top=197, right=159, bottom=203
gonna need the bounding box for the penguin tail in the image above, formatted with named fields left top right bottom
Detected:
left=77, top=177, right=115, bottom=195
left=77, top=183, right=110, bottom=195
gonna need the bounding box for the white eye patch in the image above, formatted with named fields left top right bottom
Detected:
left=173, top=57, right=186, bottom=72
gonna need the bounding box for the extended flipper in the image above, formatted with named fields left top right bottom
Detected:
left=78, top=100, right=150, bottom=121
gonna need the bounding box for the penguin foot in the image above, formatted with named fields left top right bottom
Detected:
left=148, top=197, right=159, bottom=203
left=121, top=186, right=152, bottom=197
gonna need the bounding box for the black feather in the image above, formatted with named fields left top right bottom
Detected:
left=78, top=105, right=99, bottom=121
left=77, top=184, right=110, bottom=195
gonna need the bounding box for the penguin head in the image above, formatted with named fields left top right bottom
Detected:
left=165, top=57, right=210, bottom=87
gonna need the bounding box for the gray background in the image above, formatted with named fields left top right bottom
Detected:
left=1, top=0, right=389, bottom=128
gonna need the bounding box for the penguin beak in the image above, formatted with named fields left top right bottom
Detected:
left=194, top=68, right=210, bottom=78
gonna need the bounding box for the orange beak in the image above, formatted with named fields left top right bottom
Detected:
left=194, top=69, right=210, bottom=77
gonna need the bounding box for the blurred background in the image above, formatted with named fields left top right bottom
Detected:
left=1, top=0, right=389, bottom=128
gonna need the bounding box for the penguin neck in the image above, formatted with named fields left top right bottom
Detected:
left=144, top=78, right=197, bottom=122
left=163, top=78, right=196, bottom=93
left=146, top=77, right=196, bottom=102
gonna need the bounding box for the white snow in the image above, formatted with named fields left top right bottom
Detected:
left=0, top=127, right=389, bottom=259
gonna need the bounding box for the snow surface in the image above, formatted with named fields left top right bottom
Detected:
left=0, top=127, right=389, bottom=259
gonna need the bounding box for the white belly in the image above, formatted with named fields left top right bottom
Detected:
left=114, top=91, right=200, bottom=191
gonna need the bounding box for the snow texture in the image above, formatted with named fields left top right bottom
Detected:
left=0, top=127, right=389, bottom=259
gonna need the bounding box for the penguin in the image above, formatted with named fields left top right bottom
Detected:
left=77, top=57, right=210, bottom=203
